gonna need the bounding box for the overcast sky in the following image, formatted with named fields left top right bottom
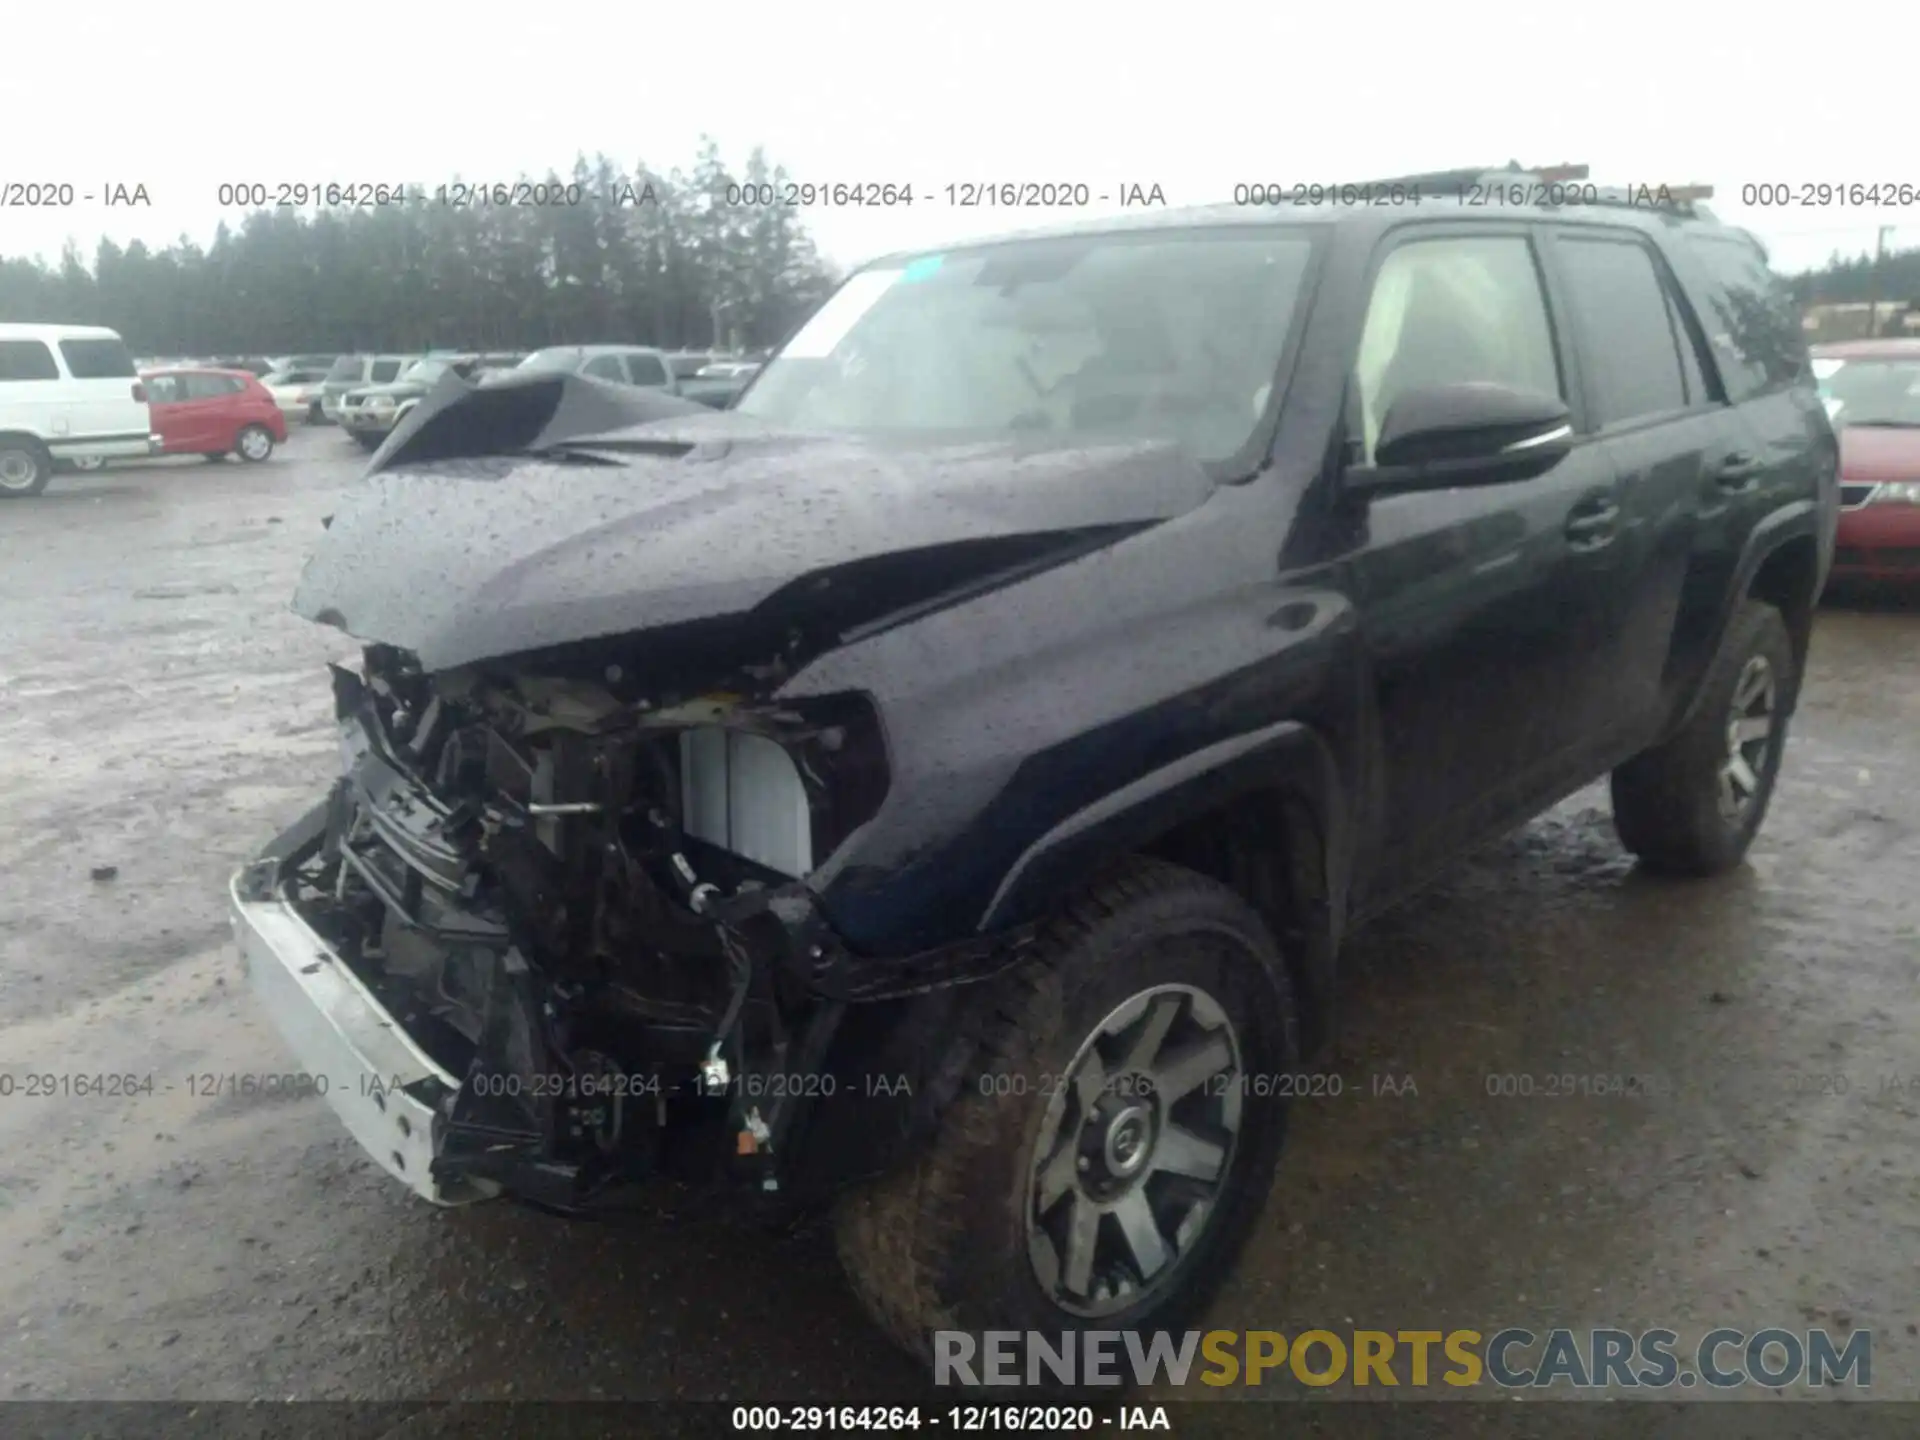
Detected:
left=4, top=3, right=1913, bottom=281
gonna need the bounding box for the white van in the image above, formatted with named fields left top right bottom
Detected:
left=0, top=324, right=161, bottom=497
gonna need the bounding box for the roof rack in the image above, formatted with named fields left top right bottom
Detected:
left=1333, top=161, right=1717, bottom=219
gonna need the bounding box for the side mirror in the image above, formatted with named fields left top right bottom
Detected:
left=1346, top=383, right=1574, bottom=495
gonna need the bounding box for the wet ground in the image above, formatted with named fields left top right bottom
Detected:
left=1, top=427, right=1916, bottom=1419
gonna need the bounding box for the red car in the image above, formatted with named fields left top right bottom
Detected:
left=142, top=367, right=288, bottom=462
left=1814, top=339, right=1920, bottom=583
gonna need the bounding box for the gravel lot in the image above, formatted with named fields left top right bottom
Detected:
left=1, top=426, right=1916, bottom=1415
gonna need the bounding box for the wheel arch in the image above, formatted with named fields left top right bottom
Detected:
left=979, top=720, right=1350, bottom=1058
left=1745, top=529, right=1821, bottom=699
left=1671, top=501, right=1822, bottom=732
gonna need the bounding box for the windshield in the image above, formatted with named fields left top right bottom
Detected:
left=325, top=356, right=363, bottom=381
left=735, top=228, right=1318, bottom=466
left=1814, top=356, right=1920, bottom=427
left=517, top=347, right=585, bottom=374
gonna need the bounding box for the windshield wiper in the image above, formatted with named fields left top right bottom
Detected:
left=523, top=436, right=699, bottom=463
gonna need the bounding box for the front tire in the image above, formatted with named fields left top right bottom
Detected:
left=1610, top=599, right=1795, bottom=876
left=0, top=438, right=54, bottom=497
left=236, top=425, right=274, bottom=462
left=352, top=432, right=382, bottom=452
left=834, top=857, right=1297, bottom=1366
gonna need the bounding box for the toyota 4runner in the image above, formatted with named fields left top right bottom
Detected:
left=229, top=165, right=1837, bottom=1363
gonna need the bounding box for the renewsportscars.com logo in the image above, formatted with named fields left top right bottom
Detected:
left=933, top=1328, right=1872, bottom=1390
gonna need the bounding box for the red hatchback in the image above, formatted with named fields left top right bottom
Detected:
left=142, top=367, right=288, bottom=462
left=1814, top=340, right=1920, bottom=584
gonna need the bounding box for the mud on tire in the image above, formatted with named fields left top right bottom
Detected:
left=1610, top=598, right=1796, bottom=876
left=832, top=856, right=1297, bottom=1367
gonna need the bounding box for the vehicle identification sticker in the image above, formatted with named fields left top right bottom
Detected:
left=780, top=268, right=904, bottom=358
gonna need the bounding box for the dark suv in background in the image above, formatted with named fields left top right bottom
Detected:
left=230, top=165, right=1834, bottom=1365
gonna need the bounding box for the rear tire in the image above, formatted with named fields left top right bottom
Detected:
left=307, top=400, right=324, bottom=424
left=236, top=425, right=275, bottom=462
left=0, top=438, right=53, bottom=497
left=1610, top=599, right=1795, bottom=876
left=833, top=857, right=1297, bottom=1368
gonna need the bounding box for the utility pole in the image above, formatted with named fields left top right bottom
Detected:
left=1866, top=225, right=1895, bottom=337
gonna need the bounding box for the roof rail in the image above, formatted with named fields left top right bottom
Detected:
left=1329, top=162, right=1717, bottom=219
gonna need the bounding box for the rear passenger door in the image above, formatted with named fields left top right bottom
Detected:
left=176, top=373, right=242, bottom=450
left=1658, top=232, right=1831, bottom=704
left=56, top=335, right=145, bottom=443
left=1538, top=226, right=1730, bottom=752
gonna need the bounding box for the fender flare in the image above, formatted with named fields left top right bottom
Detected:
left=978, top=719, right=1350, bottom=943
left=1672, top=499, right=1821, bottom=732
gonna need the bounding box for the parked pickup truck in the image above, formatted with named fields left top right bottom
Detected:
left=230, top=170, right=1834, bottom=1367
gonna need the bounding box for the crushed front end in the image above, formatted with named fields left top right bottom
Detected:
left=231, top=642, right=1012, bottom=1212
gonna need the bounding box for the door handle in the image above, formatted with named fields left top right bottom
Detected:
left=1565, top=495, right=1620, bottom=549
left=1714, top=452, right=1762, bottom=489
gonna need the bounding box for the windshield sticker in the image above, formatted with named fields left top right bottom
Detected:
left=901, top=254, right=945, bottom=283
left=781, top=269, right=904, bottom=359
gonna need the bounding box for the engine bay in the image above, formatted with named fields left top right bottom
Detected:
left=276, top=643, right=887, bottom=1207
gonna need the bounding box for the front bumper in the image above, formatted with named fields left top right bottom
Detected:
left=1832, top=502, right=1920, bottom=579
left=343, top=410, right=397, bottom=435
left=229, top=803, right=496, bottom=1206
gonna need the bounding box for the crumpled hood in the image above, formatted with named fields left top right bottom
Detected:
left=292, top=372, right=1216, bottom=672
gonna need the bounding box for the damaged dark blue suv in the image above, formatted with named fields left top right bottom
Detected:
left=231, top=166, right=1836, bottom=1362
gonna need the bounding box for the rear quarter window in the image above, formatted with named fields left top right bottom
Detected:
left=1678, top=233, right=1808, bottom=401
left=0, top=340, right=61, bottom=381
left=59, top=338, right=137, bottom=379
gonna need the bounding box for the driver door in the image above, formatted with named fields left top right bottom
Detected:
left=1347, top=225, right=1629, bottom=900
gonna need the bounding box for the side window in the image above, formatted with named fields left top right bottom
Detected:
left=1678, top=233, right=1807, bottom=400
left=60, top=338, right=137, bottom=378
left=0, top=340, right=60, bottom=381
left=582, top=355, right=628, bottom=382
left=369, top=360, right=403, bottom=383
left=1354, top=234, right=1561, bottom=462
left=146, top=374, right=184, bottom=404
left=625, top=353, right=670, bottom=387
left=182, top=373, right=233, bottom=400
left=1554, top=235, right=1689, bottom=428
